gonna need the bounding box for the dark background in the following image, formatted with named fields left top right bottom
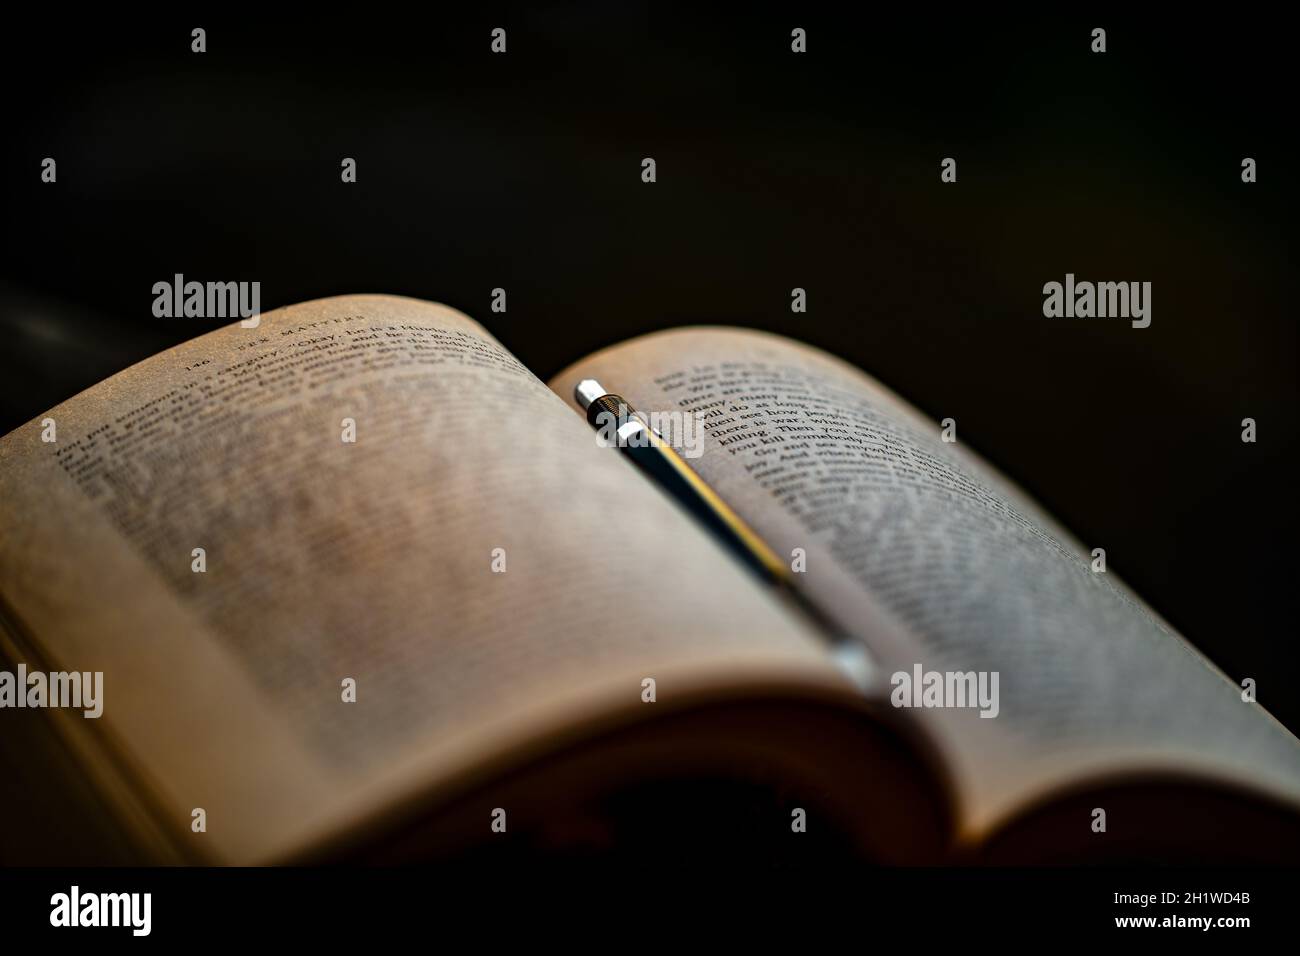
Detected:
left=1, top=8, right=1295, bottom=733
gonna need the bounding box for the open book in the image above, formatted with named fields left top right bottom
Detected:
left=2, top=294, right=1297, bottom=865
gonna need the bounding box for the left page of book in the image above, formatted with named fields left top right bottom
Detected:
left=0, top=295, right=846, bottom=863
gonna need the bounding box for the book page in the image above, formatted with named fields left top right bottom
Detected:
left=0, top=297, right=848, bottom=863
left=551, top=327, right=1300, bottom=837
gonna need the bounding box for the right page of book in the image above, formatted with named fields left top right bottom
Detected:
left=551, top=327, right=1300, bottom=838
